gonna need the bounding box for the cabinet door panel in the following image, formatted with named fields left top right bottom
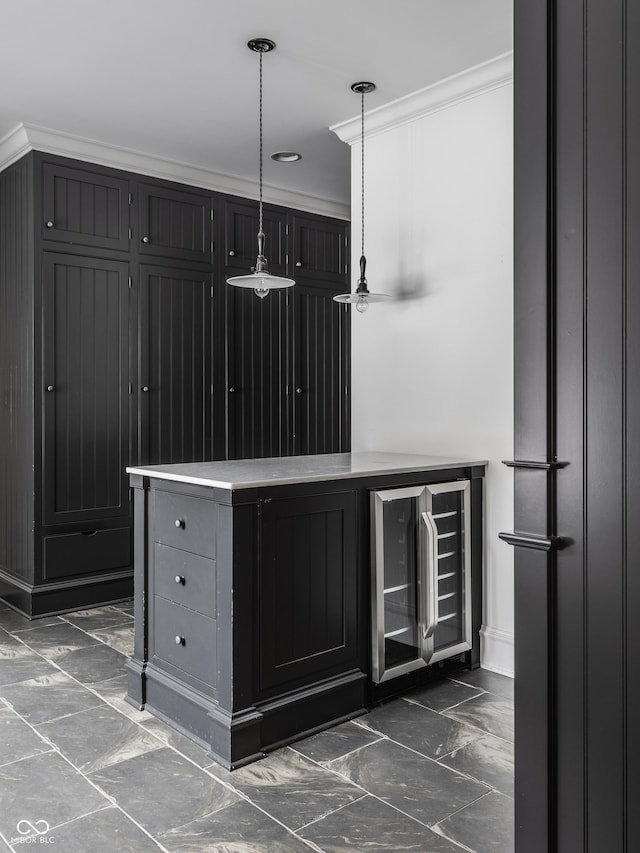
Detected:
left=139, top=265, right=223, bottom=465
left=224, top=199, right=287, bottom=275
left=259, top=491, right=358, bottom=693
left=292, top=215, right=348, bottom=285
left=227, top=287, right=290, bottom=459
left=139, top=183, right=213, bottom=264
left=42, top=253, right=131, bottom=526
left=42, top=162, right=129, bottom=251
left=293, top=284, right=350, bottom=455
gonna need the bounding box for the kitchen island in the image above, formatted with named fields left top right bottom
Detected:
left=126, top=452, right=486, bottom=768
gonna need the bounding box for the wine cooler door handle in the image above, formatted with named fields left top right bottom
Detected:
left=421, top=511, right=439, bottom=640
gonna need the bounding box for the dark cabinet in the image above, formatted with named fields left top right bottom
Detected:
left=138, top=182, right=215, bottom=264
left=0, top=151, right=350, bottom=617
left=42, top=253, right=131, bottom=528
left=138, top=264, right=224, bottom=466
left=42, top=161, right=130, bottom=251
left=292, top=283, right=350, bottom=455
left=226, top=286, right=291, bottom=460
left=292, top=214, right=349, bottom=286
left=259, top=490, right=358, bottom=693
left=224, top=198, right=287, bottom=275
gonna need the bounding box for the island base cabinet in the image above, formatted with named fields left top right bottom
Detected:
left=126, top=457, right=484, bottom=768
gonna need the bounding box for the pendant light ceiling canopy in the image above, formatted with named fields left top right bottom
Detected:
left=227, top=38, right=295, bottom=298
left=334, top=81, right=391, bottom=313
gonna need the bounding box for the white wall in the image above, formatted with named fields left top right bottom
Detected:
left=341, top=66, right=514, bottom=674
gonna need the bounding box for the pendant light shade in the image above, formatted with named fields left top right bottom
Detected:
left=227, top=38, right=295, bottom=298
left=334, top=81, right=391, bottom=312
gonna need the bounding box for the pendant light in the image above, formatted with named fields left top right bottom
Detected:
left=227, top=38, right=295, bottom=298
left=334, top=81, right=391, bottom=313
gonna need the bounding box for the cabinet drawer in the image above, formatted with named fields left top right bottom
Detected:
left=43, top=527, right=131, bottom=580
left=153, top=490, right=215, bottom=558
left=153, top=596, right=217, bottom=688
left=154, top=543, right=216, bottom=616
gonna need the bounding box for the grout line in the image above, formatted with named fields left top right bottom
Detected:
left=294, top=792, right=370, bottom=831
left=0, top=828, right=16, bottom=853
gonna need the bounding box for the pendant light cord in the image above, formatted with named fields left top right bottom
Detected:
left=360, top=88, right=365, bottom=260
left=259, top=48, right=264, bottom=243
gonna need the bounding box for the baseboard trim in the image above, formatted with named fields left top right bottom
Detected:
left=480, top=624, right=514, bottom=677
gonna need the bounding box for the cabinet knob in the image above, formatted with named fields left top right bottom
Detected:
left=46, top=385, right=54, bottom=392
left=45, top=221, right=54, bottom=229
left=175, top=575, right=185, bottom=585
left=295, top=261, right=302, bottom=267
left=228, top=387, right=235, bottom=393
left=141, top=386, right=149, bottom=393
left=175, top=635, right=185, bottom=646
left=228, top=250, right=235, bottom=257
left=296, top=387, right=303, bottom=395
left=175, top=519, right=185, bottom=529
left=141, top=236, right=150, bottom=244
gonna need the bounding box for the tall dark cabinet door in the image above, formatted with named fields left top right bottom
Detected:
left=139, top=265, right=223, bottom=465
left=227, top=287, right=290, bottom=460
left=41, top=162, right=130, bottom=252
left=138, top=183, right=214, bottom=264
left=291, top=216, right=348, bottom=286
left=224, top=199, right=287, bottom=276
left=292, top=284, right=350, bottom=455
left=42, top=253, right=131, bottom=527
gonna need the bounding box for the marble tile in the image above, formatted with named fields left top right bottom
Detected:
left=433, top=790, right=514, bottom=853
left=0, top=631, right=58, bottom=687
left=139, top=715, right=212, bottom=768
left=54, top=641, right=129, bottom=685
left=0, top=751, right=108, bottom=841
left=111, top=601, right=135, bottom=617
left=404, top=678, right=484, bottom=713
left=291, top=719, right=383, bottom=764
left=90, top=674, right=154, bottom=723
left=88, top=623, right=134, bottom=657
left=44, top=807, right=162, bottom=853
left=0, top=707, right=52, bottom=766
left=14, top=621, right=101, bottom=660
left=439, top=733, right=514, bottom=798
left=89, top=747, right=240, bottom=836
left=207, top=748, right=363, bottom=831
left=0, top=670, right=104, bottom=724
left=443, top=693, right=514, bottom=743
left=299, top=794, right=467, bottom=852
left=158, top=799, right=315, bottom=852
left=62, top=605, right=134, bottom=633
left=356, top=697, right=482, bottom=759
left=452, top=669, right=514, bottom=701
left=326, top=738, right=490, bottom=827
left=38, top=704, right=163, bottom=773
left=0, top=610, right=63, bottom=634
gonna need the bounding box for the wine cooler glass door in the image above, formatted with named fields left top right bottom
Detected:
left=371, top=486, right=429, bottom=683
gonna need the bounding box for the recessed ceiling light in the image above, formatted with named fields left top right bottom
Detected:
left=271, top=151, right=301, bottom=162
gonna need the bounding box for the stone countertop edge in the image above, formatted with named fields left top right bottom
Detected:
left=126, top=452, right=487, bottom=491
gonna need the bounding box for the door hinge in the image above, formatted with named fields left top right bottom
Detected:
left=129, top=383, right=133, bottom=395
left=128, top=192, right=132, bottom=205
left=128, top=226, right=132, bottom=240
left=345, top=385, right=349, bottom=395
left=211, top=285, right=214, bottom=298
left=211, top=384, right=214, bottom=395
left=285, top=222, right=289, bottom=235
left=128, top=276, right=132, bottom=289
left=210, top=209, right=214, bottom=221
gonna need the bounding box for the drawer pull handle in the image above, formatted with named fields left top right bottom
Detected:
left=175, top=635, right=185, bottom=646
left=175, top=575, right=185, bottom=585
left=175, top=519, right=185, bottom=529
left=45, top=220, right=54, bottom=228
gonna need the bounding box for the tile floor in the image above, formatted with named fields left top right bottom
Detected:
left=0, top=601, right=514, bottom=852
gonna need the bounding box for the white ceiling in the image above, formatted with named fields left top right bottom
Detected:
left=0, top=0, right=512, bottom=209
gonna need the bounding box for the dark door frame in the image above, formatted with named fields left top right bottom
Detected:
left=509, top=1, right=640, bottom=850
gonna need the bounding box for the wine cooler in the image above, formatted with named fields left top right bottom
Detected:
left=370, top=480, right=472, bottom=683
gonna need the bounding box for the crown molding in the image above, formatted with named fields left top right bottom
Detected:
left=331, top=52, right=513, bottom=145
left=0, top=123, right=350, bottom=220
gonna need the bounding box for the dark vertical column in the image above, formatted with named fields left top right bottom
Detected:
left=126, top=474, right=148, bottom=709
left=512, top=1, right=557, bottom=849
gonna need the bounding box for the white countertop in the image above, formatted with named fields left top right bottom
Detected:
left=126, top=452, right=487, bottom=490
